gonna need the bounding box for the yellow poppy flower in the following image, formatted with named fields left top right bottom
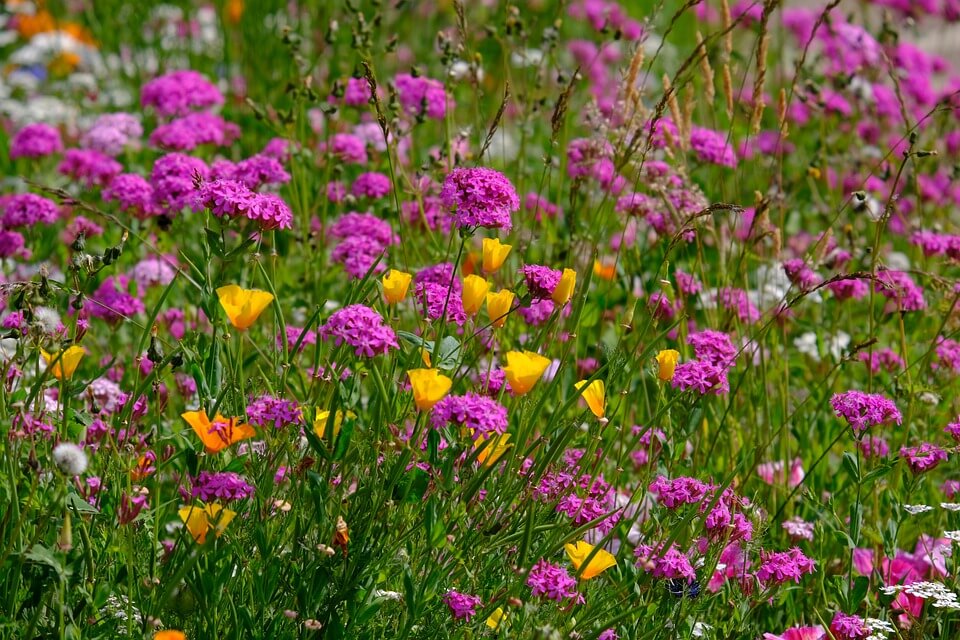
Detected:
left=407, top=368, right=452, bottom=411
left=216, top=284, right=274, bottom=331
left=655, top=349, right=680, bottom=381
left=382, top=269, right=413, bottom=304
left=482, top=238, right=512, bottom=274
left=552, top=268, right=577, bottom=305
left=574, top=379, right=606, bottom=418
left=40, top=345, right=86, bottom=380
left=461, top=275, right=490, bottom=316
left=314, top=409, right=356, bottom=439
left=178, top=503, right=236, bottom=544
left=475, top=433, right=512, bottom=467
left=486, top=289, right=515, bottom=329
left=182, top=410, right=255, bottom=454
left=486, top=607, right=506, bottom=629
left=502, top=351, right=551, bottom=395
left=564, top=540, right=617, bottom=579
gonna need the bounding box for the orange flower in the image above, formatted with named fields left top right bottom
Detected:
left=182, top=410, right=255, bottom=454
left=15, top=11, right=56, bottom=38
left=565, top=540, right=617, bottom=579
left=154, top=631, right=186, bottom=640
left=593, top=260, right=616, bottom=281
left=475, top=433, right=511, bottom=467
left=178, top=503, right=236, bottom=544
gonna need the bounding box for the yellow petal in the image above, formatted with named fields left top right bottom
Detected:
left=407, top=368, right=452, bottom=411
left=502, top=350, right=551, bottom=395
left=382, top=269, right=413, bottom=304
left=485, top=289, right=515, bottom=329
left=574, top=379, right=605, bottom=418
left=655, top=349, right=680, bottom=381
left=216, top=284, right=274, bottom=331
left=552, top=268, right=577, bottom=305
left=486, top=607, right=506, bottom=629
left=482, top=238, right=512, bottom=274
left=565, top=540, right=617, bottom=579
left=461, top=275, right=490, bottom=317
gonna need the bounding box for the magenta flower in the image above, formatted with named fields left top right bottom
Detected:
left=526, top=559, right=581, bottom=603
left=1, top=193, right=59, bottom=227
left=634, top=543, right=696, bottom=581
left=442, top=590, right=481, bottom=621
left=10, top=123, right=63, bottom=159
left=900, top=442, right=948, bottom=474
left=829, top=612, right=869, bottom=640
left=141, top=69, right=224, bottom=117
left=830, top=391, right=902, bottom=434
left=318, top=304, right=398, bottom=358
left=431, top=393, right=508, bottom=439
left=755, top=547, right=816, bottom=585
left=188, top=471, right=255, bottom=502
left=440, top=167, right=519, bottom=232
left=394, top=73, right=450, bottom=119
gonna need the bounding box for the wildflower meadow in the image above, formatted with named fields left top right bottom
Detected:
left=3, top=0, right=960, bottom=638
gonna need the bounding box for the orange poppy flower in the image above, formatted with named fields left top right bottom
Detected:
left=182, top=410, right=255, bottom=454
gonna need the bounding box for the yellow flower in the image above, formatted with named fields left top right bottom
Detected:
left=407, top=368, right=452, bottom=411
left=314, top=409, right=356, bottom=439
left=40, top=345, right=86, bottom=380
left=178, top=503, right=236, bottom=544
left=475, top=433, right=511, bottom=467
left=486, top=289, right=515, bottom=329
left=155, top=631, right=187, bottom=640
left=502, top=350, right=551, bottom=395
left=481, top=237, right=512, bottom=274
left=485, top=606, right=506, bottom=629
left=216, top=284, right=274, bottom=331
left=461, top=275, right=490, bottom=317
left=655, top=349, right=680, bottom=381
left=593, top=260, right=616, bottom=281
left=574, top=379, right=606, bottom=418
left=382, top=269, right=413, bottom=304
left=552, top=268, right=577, bottom=305
left=564, top=540, right=617, bottom=579
left=182, top=410, right=255, bottom=454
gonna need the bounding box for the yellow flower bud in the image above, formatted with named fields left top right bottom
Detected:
left=574, top=379, right=606, bottom=418
left=485, top=289, right=515, bottom=329
left=382, top=269, right=413, bottom=304
left=552, top=268, right=577, bottom=305
left=655, top=349, right=680, bottom=381
left=481, top=237, right=512, bottom=274
left=564, top=540, right=617, bottom=579
left=461, top=275, right=490, bottom=316
left=40, top=344, right=86, bottom=380
left=407, top=368, right=452, bottom=411
left=502, top=350, right=551, bottom=395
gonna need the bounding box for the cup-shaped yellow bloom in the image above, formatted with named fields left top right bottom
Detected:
left=552, top=268, right=577, bottom=305
left=593, top=260, right=616, bottom=281
left=40, top=345, right=86, bottom=380
left=574, top=379, right=606, bottom=418
left=486, top=607, right=506, bottom=629
left=182, top=410, right=255, bottom=454
left=655, top=349, right=680, bottom=381
left=475, top=433, right=511, bottom=467
left=216, top=284, right=274, bottom=331
left=314, top=409, right=356, bottom=439
left=482, top=237, right=512, bottom=274
left=486, top=289, right=515, bottom=329
left=382, top=269, right=413, bottom=304
left=462, top=275, right=490, bottom=317
left=502, top=350, right=551, bottom=395
left=178, top=503, right=236, bottom=544
left=407, top=368, right=452, bottom=411
left=565, top=540, right=617, bottom=579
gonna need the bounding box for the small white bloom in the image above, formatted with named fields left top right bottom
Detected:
left=33, top=306, right=61, bottom=335
left=941, top=503, right=960, bottom=512
left=903, top=504, right=934, bottom=514
left=372, top=590, right=403, bottom=601
left=52, top=442, right=88, bottom=475
left=944, top=530, right=960, bottom=542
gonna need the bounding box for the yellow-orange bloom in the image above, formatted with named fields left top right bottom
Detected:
left=593, top=260, right=616, bottom=281
left=564, top=540, right=617, bottom=579
left=407, top=368, right=452, bottom=411
left=485, top=607, right=506, bottom=629
left=382, top=269, right=413, bottom=304
left=216, top=284, right=274, bottom=331
left=475, top=433, right=511, bottom=467
left=178, top=503, right=236, bottom=544
left=225, top=0, right=244, bottom=24
left=655, top=349, right=680, bottom=381
left=41, top=345, right=86, bottom=380
left=182, top=410, right=255, bottom=454
left=486, top=289, right=515, bottom=329
left=461, top=275, right=490, bottom=316
left=574, top=379, right=606, bottom=418
left=502, top=351, right=551, bottom=395
left=314, top=409, right=356, bottom=439
left=552, top=268, right=577, bottom=305
left=481, top=237, right=512, bottom=274
left=154, top=631, right=186, bottom=640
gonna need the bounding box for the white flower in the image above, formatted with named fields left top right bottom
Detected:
left=33, top=306, right=61, bottom=335
left=941, top=503, right=960, bottom=512
left=945, top=530, right=960, bottom=542
left=0, top=337, right=17, bottom=361
left=52, top=442, right=88, bottom=475
left=903, top=504, right=933, bottom=514
left=372, top=590, right=403, bottom=601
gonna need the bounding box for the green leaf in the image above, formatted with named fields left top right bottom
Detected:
left=434, top=336, right=461, bottom=370
left=66, top=492, right=99, bottom=515
left=25, top=543, right=66, bottom=578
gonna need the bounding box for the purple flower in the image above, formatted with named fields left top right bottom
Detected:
left=690, top=126, right=737, bottom=167
left=130, top=256, right=177, bottom=288
left=151, top=153, right=210, bottom=215
left=247, top=395, right=302, bottom=430
left=830, top=391, right=902, bottom=434
left=714, top=287, right=761, bottom=323
left=141, top=70, right=224, bottom=118
left=874, top=270, right=926, bottom=312
left=440, top=167, right=519, bottom=232
left=0, top=230, right=26, bottom=259
left=189, top=471, right=254, bottom=502
left=526, top=559, right=581, bottom=602
left=671, top=360, right=729, bottom=395
left=900, top=442, right=948, bottom=474
left=782, top=517, right=815, bottom=542
left=331, top=235, right=389, bottom=279
left=1, top=193, right=59, bottom=227
left=82, top=113, right=142, bottom=156
left=104, top=173, right=156, bottom=216
left=324, top=133, right=368, bottom=164
left=635, top=543, right=696, bottom=581
left=415, top=281, right=467, bottom=326
left=755, top=547, right=816, bottom=584
left=231, top=154, right=290, bottom=189
left=319, top=304, right=398, bottom=357
left=431, top=393, right=508, bottom=439
left=58, top=149, right=123, bottom=187
left=277, top=326, right=317, bottom=353
left=934, top=338, right=960, bottom=373
left=394, top=73, right=450, bottom=119
left=351, top=172, right=392, bottom=199
left=150, top=112, right=240, bottom=151
left=88, top=275, right=145, bottom=324
left=442, top=590, right=482, bottom=621
left=10, top=123, right=63, bottom=159
left=520, top=265, right=562, bottom=300
left=330, top=212, right=397, bottom=246
left=859, top=435, right=890, bottom=458
left=688, top=330, right=737, bottom=368
left=648, top=475, right=713, bottom=508
left=829, top=612, right=869, bottom=640
left=343, top=77, right=372, bottom=106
